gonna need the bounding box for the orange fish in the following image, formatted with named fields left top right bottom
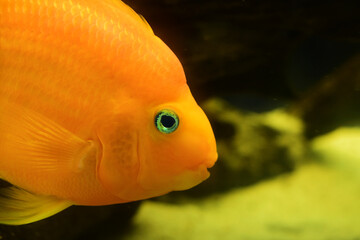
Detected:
left=0, top=0, right=217, bottom=225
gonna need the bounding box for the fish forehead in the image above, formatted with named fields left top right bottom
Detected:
left=1, top=0, right=186, bottom=102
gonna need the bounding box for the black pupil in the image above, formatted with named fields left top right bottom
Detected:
left=161, top=115, right=175, bottom=128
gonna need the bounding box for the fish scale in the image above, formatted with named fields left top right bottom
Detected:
left=0, top=26, right=117, bottom=133
left=1, top=0, right=181, bottom=100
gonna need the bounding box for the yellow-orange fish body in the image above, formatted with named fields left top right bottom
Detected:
left=0, top=0, right=217, bottom=225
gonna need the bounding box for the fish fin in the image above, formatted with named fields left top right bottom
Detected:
left=0, top=186, right=72, bottom=225
left=137, top=14, right=154, bottom=34
left=0, top=102, right=94, bottom=174
left=115, top=0, right=154, bottom=34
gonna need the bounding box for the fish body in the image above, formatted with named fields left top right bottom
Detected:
left=0, top=0, right=217, bottom=224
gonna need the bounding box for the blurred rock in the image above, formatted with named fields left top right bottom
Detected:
left=311, top=127, right=360, bottom=179
left=291, top=54, right=360, bottom=138
left=156, top=98, right=307, bottom=202
left=122, top=127, right=360, bottom=240
left=205, top=98, right=306, bottom=186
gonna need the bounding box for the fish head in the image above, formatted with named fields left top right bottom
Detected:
left=96, top=87, right=217, bottom=202
left=135, top=86, right=218, bottom=199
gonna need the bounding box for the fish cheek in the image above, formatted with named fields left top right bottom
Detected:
left=137, top=129, right=185, bottom=192
left=96, top=119, right=140, bottom=199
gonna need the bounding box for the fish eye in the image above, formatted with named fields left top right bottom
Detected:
left=154, top=109, right=179, bottom=134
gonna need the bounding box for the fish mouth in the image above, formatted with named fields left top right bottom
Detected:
left=206, top=151, right=218, bottom=169
left=172, top=164, right=211, bottom=191
left=176, top=150, right=218, bottom=191
left=183, top=151, right=218, bottom=190
left=193, top=150, right=217, bottom=172
left=185, top=150, right=217, bottom=176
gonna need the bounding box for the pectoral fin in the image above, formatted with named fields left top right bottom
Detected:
left=0, top=186, right=72, bottom=225
left=0, top=102, right=94, bottom=174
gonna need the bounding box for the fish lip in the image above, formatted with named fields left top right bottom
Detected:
left=206, top=160, right=216, bottom=169
left=186, top=151, right=217, bottom=171
left=205, top=151, right=218, bottom=169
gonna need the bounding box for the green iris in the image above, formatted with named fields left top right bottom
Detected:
left=155, top=109, right=179, bottom=134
